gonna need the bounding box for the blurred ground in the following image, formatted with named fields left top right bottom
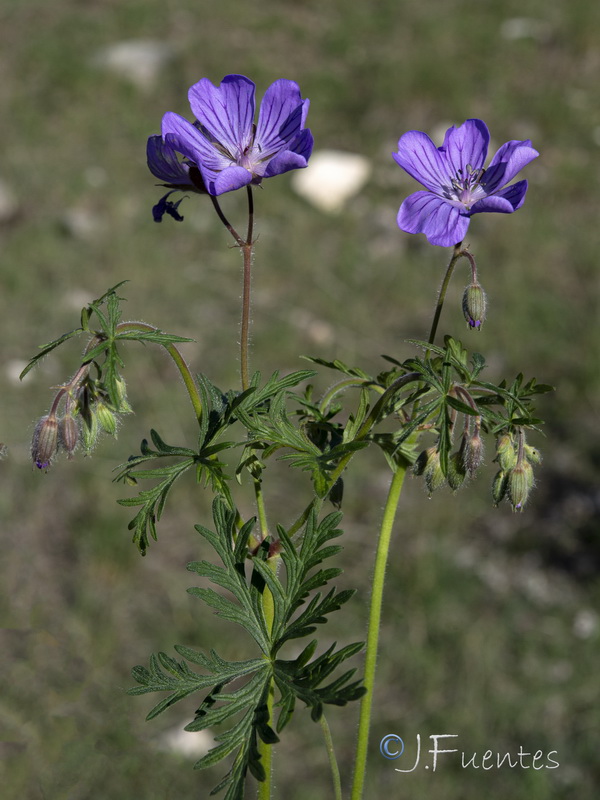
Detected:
left=1, top=0, right=599, bottom=798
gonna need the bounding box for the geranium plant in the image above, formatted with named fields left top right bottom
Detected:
left=24, top=73, right=549, bottom=800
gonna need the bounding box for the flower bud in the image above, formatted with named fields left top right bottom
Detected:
left=524, top=444, right=542, bottom=465
left=413, top=446, right=435, bottom=477
left=495, top=433, right=517, bottom=471
left=462, top=281, right=487, bottom=329
left=463, top=430, right=484, bottom=477
left=96, top=400, right=117, bottom=435
left=447, top=451, right=467, bottom=491
left=31, top=414, right=59, bottom=469
left=59, top=415, right=79, bottom=458
left=81, top=412, right=99, bottom=452
left=423, top=449, right=445, bottom=495
left=508, top=461, right=534, bottom=511
left=115, top=376, right=133, bottom=414
left=491, top=470, right=509, bottom=507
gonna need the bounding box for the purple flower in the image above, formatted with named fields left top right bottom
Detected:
left=148, top=74, right=313, bottom=205
left=393, top=119, right=539, bottom=247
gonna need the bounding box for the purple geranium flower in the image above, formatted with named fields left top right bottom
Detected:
left=393, top=119, right=539, bottom=247
left=148, top=74, right=313, bottom=211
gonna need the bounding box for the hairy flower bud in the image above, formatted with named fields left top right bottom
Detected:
left=424, top=450, right=445, bottom=495
left=96, top=400, right=117, bottom=435
left=463, top=430, right=484, bottom=477
left=447, top=451, right=467, bottom=491
left=32, top=414, right=59, bottom=469
left=462, top=281, right=487, bottom=329
left=491, top=470, right=509, bottom=507
left=59, top=415, right=79, bottom=458
left=81, top=412, right=99, bottom=452
left=524, top=444, right=542, bottom=465
left=495, top=433, right=517, bottom=471
left=508, top=461, right=534, bottom=511
left=115, top=376, right=133, bottom=414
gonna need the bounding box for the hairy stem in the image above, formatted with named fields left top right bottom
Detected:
left=115, top=322, right=203, bottom=424
left=351, top=464, right=408, bottom=800
left=320, top=713, right=343, bottom=800
left=428, top=241, right=463, bottom=345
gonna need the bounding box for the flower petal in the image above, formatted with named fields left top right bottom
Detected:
left=441, top=119, right=489, bottom=177
left=213, top=165, right=254, bottom=195
left=393, top=131, right=450, bottom=193
left=263, top=129, right=314, bottom=178
left=398, top=191, right=470, bottom=247
left=146, top=135, right=193, bottom=185
left=162, top=112, right=234, bottom=195
left=188, top=74, right=255, bottom=155
left=482, top=140, right=539, bottom=193
left=255, top=80, right=308, bottom=156
left=471, top=179, right=529, bottom=214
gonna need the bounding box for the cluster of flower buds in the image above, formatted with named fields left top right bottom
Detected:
left=31, top=369, right=132, bottom=470
left=414, top=412, right=486, bottom=496
left=492, top=430, right=541, bottom=511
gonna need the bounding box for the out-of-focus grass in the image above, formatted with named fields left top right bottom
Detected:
left=1, top=0, right=599, bottom=798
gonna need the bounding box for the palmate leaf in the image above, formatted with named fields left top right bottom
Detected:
left=129, top=499, right=364, bottom=799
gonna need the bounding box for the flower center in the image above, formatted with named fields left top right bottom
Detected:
left=448, top=164, right=487, bottom=208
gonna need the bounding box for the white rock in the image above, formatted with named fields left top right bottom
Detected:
left=92, top=40, right=176, bottom=91
left=500, top=18, right=552, bottom=42
left=157, top=726, right=215, bottom=758
left=291, top=150, right=372, bottom=213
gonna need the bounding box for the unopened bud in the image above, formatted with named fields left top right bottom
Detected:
left=447, top=451, right=467, bottom=491
left=524, top=444, right=542, bottom=465
left=59, top=415, right=79, bottom=458
left=96, top=401, right=117, bottom=435
left=462, top=281, right=487, bottom=329
left=413, top=446, right=435, bottom=477
left=463, top=430, right=484, bottom=477
left=508, top=461, right=534, bottom=511
left=491, top=470, right=509, bottom=506
left=424, top=450, right=445, bottom=495
left=32, top=414, right=59, bottom=469
left=115, top=376, right=133, bottom=414
left=81, top=412, right=99, bottom=452
left=495, top=433, right=517, bottom=471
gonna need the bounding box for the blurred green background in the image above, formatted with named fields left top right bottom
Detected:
left=1, top=0, right=599, bottom=797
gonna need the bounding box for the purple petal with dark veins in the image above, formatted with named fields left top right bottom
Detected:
left=188, top=75, right=255, bottom=155
left=147, top=135, right=193, bottom=185
left=441, top=119, right=489, bottom=177
left=213, top=165, right=254, bottom=195
left=162, top=112, right=235, bottom=195
left=471, top=180, right=529, bottom=214
left=255, top=80, right=307, bottom=156
left=393, top=131, right=450, bottom=193
left=482, top=141, right=539, bottom=193
left=398, top=191, right=470, bottom=247
left=263, top=149, right=310, bottom=178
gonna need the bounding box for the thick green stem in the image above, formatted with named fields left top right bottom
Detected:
left=254, top=476, right=275, bottom=800
left=351, top=464, right=408, bottom=800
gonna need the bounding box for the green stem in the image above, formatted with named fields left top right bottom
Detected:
left=254, top=476, right=275, bottom=800
left=351, top=464, right=408, bottom=800
left=428, top=242, right=463, bottom=346
left=115, top=322, right=202, bottom=424
left=320, top=713, right=343, bottom=800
